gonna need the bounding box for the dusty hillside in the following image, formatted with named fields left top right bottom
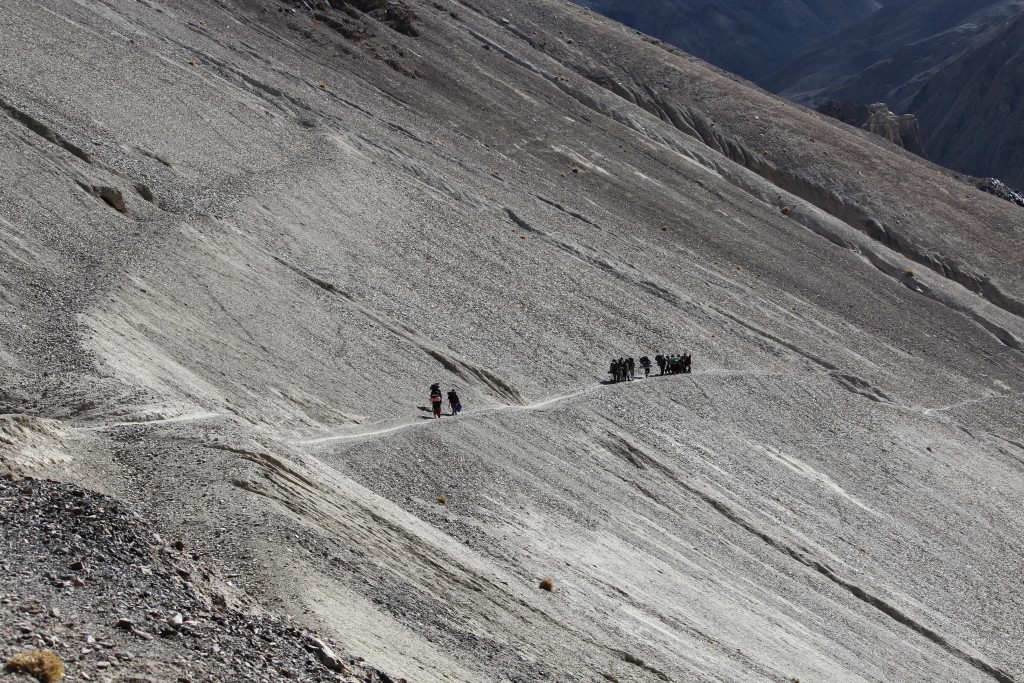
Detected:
left=2, top=0, right=1023, bottom=682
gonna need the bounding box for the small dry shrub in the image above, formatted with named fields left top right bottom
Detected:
left=780, top=205, right=792, bottom=215
left=5, top=650, right=64, bottom=683
left=572, top=167, right=581, bottom=174
left=906, top=268, right=915, bottom=277
left=539, top=577, right=554, bottom=592
left=437, top=494, right=448, bottom=505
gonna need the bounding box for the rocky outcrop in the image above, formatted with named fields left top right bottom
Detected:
left=817, top=101, right=926, bottom=156
left=978, top=178, right=1024, bottom=207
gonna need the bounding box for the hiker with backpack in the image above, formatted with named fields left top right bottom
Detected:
left=429, top=383, right=443, bottom=418
left=639, top=356, right=651, bottom=378
left=656, top=354, right=666, bottom=375
left=447, top=387, right=462, bottom=416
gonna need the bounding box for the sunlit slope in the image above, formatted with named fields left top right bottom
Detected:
left=0, top=1, right=1022, bottom=682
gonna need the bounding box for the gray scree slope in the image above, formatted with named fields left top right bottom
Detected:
left=1, top=0, right=1023, bottom=682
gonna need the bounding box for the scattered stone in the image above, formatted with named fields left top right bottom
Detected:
left=312, top=639, right=347, bottom=673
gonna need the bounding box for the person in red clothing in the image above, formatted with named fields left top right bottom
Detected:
left=430, top=383, right=443, bottom=418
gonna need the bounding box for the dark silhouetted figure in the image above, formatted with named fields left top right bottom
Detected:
left=430, top=383, right=443, bottom=418
left=447, top=388, right=461, bottom=415
left=668, top=354, right=682, bottom=374
left=656, top=354, right=666, bottom=375
left=626, top=357, right=635, bottom=381
left=639, top=356, right=651, bottom=378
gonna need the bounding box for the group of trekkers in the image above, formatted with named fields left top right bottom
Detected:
left=608, top=353, right=691, bottom=383
left=429, top=383, right=462, bottom=418
left=429, top=351, right=691, bottom=416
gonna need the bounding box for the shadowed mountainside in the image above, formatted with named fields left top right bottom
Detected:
left=764, top=0, right=1015, bottom=104
left=1, top=0, right=1023, bottom=682
left=767, top=0, right=1024, bottom=182
left=908, top=10, right=1024, bottom=186
left=571, top=0, right=883, bottom=81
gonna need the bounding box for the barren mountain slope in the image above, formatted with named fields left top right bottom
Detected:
left=2, top=1, right=1023, bottom=682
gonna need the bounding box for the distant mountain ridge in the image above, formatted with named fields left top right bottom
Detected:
left=764, top=0, right=1015, bottom=104
left=573, top=0, right=884, bottom=81
left=575, top=0, right=1024, bottom=192
left=909, top=10, right=1024, bottom=186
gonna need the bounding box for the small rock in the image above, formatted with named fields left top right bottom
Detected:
left=168, top=613, right=184, bottom=629
left=116, top=618, right=135, bottom=630
left=69, top=560, right=86, bottom=571
left=172, top=540, right=185, bottom=551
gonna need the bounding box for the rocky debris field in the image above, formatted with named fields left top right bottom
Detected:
left=0, top=475, right=399, bottom=683
left=978, top=177, right=1024, bottom=207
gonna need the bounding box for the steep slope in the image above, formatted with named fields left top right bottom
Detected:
left=1, top=1, right=1023, bottom=682
left=571, top=0, right=883, bottom=81
left=909, top=11, right=1024, bottom=186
